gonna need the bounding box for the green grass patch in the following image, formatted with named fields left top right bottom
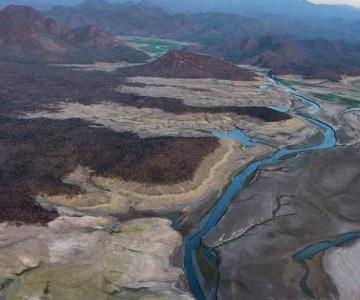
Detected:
left=354, top=80, right=360, bottom=88
left=121, top=37, right=186, bottom=58
left=311, top=92, right=360, bottom=108
left=278, top=79, right=321, bottom=88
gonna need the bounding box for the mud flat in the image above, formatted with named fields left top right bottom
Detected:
left=0, top=217, right=194, bottom=300
left=204, top=145, right=360, bottom=299
left=25, top=101, right=313, bottom=147
left=119, top=76, right=292, bottom=108
left=340, top=109, right=360, bottom=140
left=54, top=61, right=142, bottom=72
left=324, top=240, right=360, bottom=300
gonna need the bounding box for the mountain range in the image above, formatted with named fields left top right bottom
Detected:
left=146, top=0, right=360, bottom=19
left=188, top=36, right=360, bottom=80
left=0, top=4, right=149, bottom=63
left=1, top=1, right=360, bottom=80
left=45, top=0, right=360, bottom=44
left=1, top=0, right=360, bottom=19
left=48, top=0, right=192, bottom=37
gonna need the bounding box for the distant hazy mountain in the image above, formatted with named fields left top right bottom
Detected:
left=47, top=0, right=269, bottom=44
left=2, top=0, right=360, bottom=19
left=190, top=36, right=360, bottom=80
left=0, top=0, right=78, bottom=9
left=0, top=5, right=149, bottom=63
left=148, top=0, right=360, bottom=19
left=47, top=0, right=193, bottom=37
left=46, top=0, right=360, bottom=44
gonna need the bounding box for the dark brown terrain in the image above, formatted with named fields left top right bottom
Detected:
left=0, top=61, right=118, bottom=115
left=119, top=50, right=256, bottom=81
left=0, top=61, right=289, bottom=122
left=0, top=62, right=290, bottom=122
left=0, top=60, right=290, bottom=224
left=0, top=5, right=149, bottom=63
left=115, top=93, right=291, bottom=122
left=0, top=5, right=290, bottom=225
left=191, top=36, right=360, bottom=80
left=0, top=117, right=220, bottom=224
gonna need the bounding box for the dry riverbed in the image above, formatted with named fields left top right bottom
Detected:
left=0, top=216, right=194, bottom=299
left=0, top=59, right=322, bottom=300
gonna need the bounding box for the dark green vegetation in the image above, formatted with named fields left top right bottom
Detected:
left=312, top=92, right=360, bottom=108
left=0, top=117, right=220, bottom=224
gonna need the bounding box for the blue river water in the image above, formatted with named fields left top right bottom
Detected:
left=291, top=93, right=321, bottom=113
left=212, top=129, right=258, bottom=147
left=294, top=232, right=360, bottom=263
left=183, top=80, right=342, bottom=300
left=184, top=116, right=336, bottom=300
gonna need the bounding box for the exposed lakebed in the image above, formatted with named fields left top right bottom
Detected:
left=183, top=77, right=360, bottom=300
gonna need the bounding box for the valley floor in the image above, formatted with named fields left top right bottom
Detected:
left=1, top=37, right=360, bottom=300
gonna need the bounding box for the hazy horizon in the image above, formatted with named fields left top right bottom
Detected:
left=310, top=0, right=360, bottom=7
left=0, top=0, right=360, bottom=9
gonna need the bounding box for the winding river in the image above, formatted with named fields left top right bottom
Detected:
left=183, top=77, right=339, bottom=300
left=120, top=40, right=359, bottom=299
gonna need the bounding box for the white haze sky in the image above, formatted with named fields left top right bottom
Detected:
left=310, top=0, right=360, bottom=7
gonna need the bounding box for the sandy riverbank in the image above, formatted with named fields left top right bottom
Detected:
left=36, top=139, right=272, bottom=215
